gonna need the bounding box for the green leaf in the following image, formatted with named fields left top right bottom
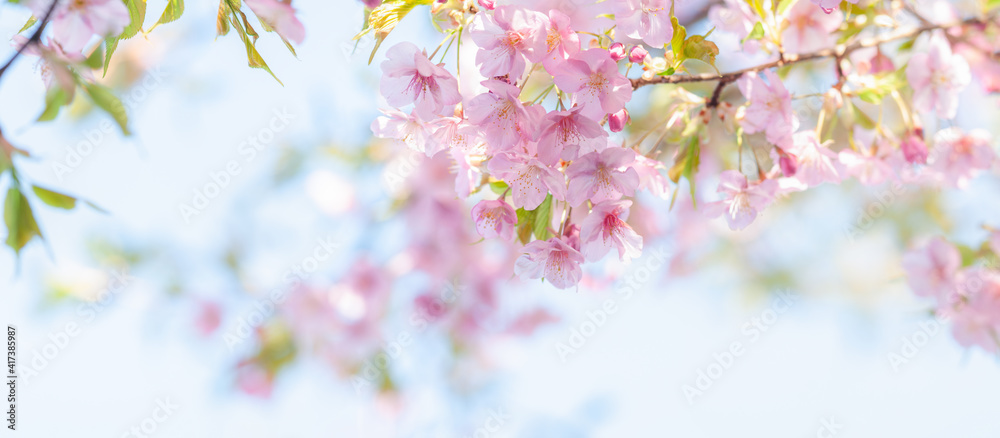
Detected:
left=856, top=88, right=883, bottom=104
left=225, top=0, right=283, bottom=85
left=515, top=208, right=533, bottom=244
left=356, top=0, right=435, bottom=64
left=670, top=14, right=686, bottom=61
left=742, top=22, right=765, bottom=44
left=153, top=0, right=184, bottom=29
left=31, top=186, right=77, bottom=210
left=531, top=195, right=553, bottom=242
left=489, top=181, right=509, bottom=195
left=850, top=102, right=876, bottom=130
left=4, top=187, right=43, bottom=256
left=988, top=0, right=1000, bottom=11
left=17, top=15, right=37, bottom=34
left=682, top=35, right=720, bottom=74
left=83, top=83, right=130, bottom=135
left=103, top=0, right=147, bottom=75
left=217, top=0, right=232, bottom=36
left=37, top=87, right=72, bottom=122
left=84, top=47, right=104, bottom=70
left=776, top=0, right=798, bottom=16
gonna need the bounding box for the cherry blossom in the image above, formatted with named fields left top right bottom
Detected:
left=837, top=128, right=894, bottom=186
left=781, top=0, right=842, bottom=54
left=949, top=269, right=1000, bottom=353
left=541, top=10, right=580, bottom=72
left=703, top=170, right=778, bottom=230
left=784, top=131, right=841, bottom=187
left=709, top=0, right=762, bottom=53
left=469, top=5, right=548, bottom=79
left=737, top=70, right=797, bottom=147
left=471, top=199, right=518, bottom=240
left=244, top=0, right=306, bottom=45
left=514, top=237, right=585, bottom=289
left=579, top=200, right=643, bottom=262
left=900, top=129, right=928, bottom=165
left=466, top=80, right=540, bottom=153
left=380, top=42, right=462, bottom=120
left=928, top=128, right=995, bottom=188
left=487, top=152, right=566, bottom=210
left=534, top=107, right=608, bottom=165
left=906, top=31, right=971, bottom=119
left=901, top=237, right=961, bottom=303
left=566, top=147, right=640, bottom=206
left=26, top=0, right=130, bottom=52
left=553, top=48, right=633, bottom=120
left=611, top=0, right=674, bottom=47
left=371, top=108, right=432, bottom=154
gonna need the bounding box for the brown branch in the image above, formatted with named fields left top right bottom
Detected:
left=630, top=14, right=995, bottom=90
left=0, top=0, right=60, bottom=79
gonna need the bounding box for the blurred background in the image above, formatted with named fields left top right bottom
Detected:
left=2, top=0, right=1000, bottom=437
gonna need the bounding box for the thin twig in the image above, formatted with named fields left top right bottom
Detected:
left=0, top=0, right=60, bottom=79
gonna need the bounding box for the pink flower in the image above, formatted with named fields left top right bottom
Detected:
left=371, top=108, right=432, bottom=154
left=628, top=45, right=649, bottom=63
left=609, top=42, right=627, bottom=61
left=244, top=0, right=306, bottom=45
left=781, top=0, right=842, bottom=54
left=26, top=0, right=130, bottom=52
left=703, top=170, right=778, bottom=230
left=737, top=70, right=797, bottom=147
left=837, top=128, right=894, bottom=186
left=429, top=116, right=485, bottom=154
left=632, top=154, right=671, bottom=199
left=906, top=31, right=970, bottom=119
left=785, top=131, right=841, bottom=187
left=487, top=152, right=566, bottom=209
left=478, top=0, right=495, bottom=10
left=709, top=0, right=762, bottom=53
left=469, top=5, right=549, bottom=78
left=466, top=80, right=539, bottom=153
left=566, top=147, right=640, bottom=206
left=949, top=269, right=1000, bottom=353
left=514, top=237, right=585, bottom=289
left=471, top=199, right=518, bottom=240
left=534, top=107, right=607, bottom=165
left=611, top=0, right=674, bottom=47
left=13, top=36, right=85, bottom=92
left=608, top=108, right=629, bottom=133
left=902, top=237, right=961, bottom=303
left=579, top=200, right=643, bottom=262
left=900, top=129, right=928, bottom=164
left=452, top=149, right=484, bottom=198
left=554, top=49, right=633, bottom=120
left=927, top=128, right=995, bottom=188
left=541, top=10, right=580, bottom=72
left=380, top=42, right=462, bottom=120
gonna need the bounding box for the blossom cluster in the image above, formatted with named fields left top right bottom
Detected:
left=370, top=0, right=1000, bottom=290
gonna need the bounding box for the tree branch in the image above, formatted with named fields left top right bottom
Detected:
left=630, top=14, right=996, bottom=90
left=0, top=0, right=61, bottom=80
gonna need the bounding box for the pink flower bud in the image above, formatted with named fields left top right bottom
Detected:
left=608, top=108, right=629, bottom=132
left=609, top=42, right=626, bottom=62
left=901, top=129, right=928, bottom=164
left=779, top=155, right=797, bottom=177
left=869, top=52, right=895, bottom=74
left=628, top=45, right=649, bottom=63
left=477, top=0, right=495, bottom=10
left=362, top=0, right=382, bottom=8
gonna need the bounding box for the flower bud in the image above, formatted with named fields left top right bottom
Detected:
left=779, top=155, right=797, bottom=177
left=628, top=45, right=649, bottom=63
left=477, top=0, right=495, bottom=10
left=869, top=51, right=895, bottom=74
left=608, top=108, right=629, bottom=132
left=609, top=42, right=626, bottom=62
left=901, top=128, right=928, bottom=164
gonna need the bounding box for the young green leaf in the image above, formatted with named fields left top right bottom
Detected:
left=531, top=195, right=553, bottom=241
left=742, top=22, right=765, bottom=44
left=103, top=0, right=147, bottom=75
left=4, top=187, right=43, bottom=256
left=32, top=186, right=77, bottom=210
left=37, top=87, right=72, bottom=122
left=150, top=0, right=184, bottom=31
left=84, top=83, right=130, bottom=135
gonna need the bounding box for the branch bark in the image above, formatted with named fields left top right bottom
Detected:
left=630, top=14, right=995, bottom=90
left=0, top=0, right=61, bottom=79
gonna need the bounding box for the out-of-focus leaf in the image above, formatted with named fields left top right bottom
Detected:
left=532, top=195, right=553, bottom=242
left=37, top=87, right=71, bottom=122
left=515, top=208, right=533, bottom=244
left=83, top=83, right=130, bottom=135
left=18, top=15, right=37, bottom=34
left=217, top=0, right=232, bottom=36
left=356, top=0, right=434, bottom=64
left=31, top=186, right=76, bottom=210
left=742, top=22, right=765, bottom=44
left=776, top=0, right=798, bottom=15
left=4, top=187, right=43, bottom=256
left=489, top=181, right=509, bottom=195
left=850, top=102, right=876, bottom=130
